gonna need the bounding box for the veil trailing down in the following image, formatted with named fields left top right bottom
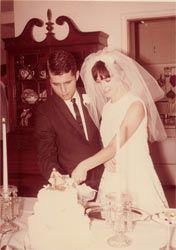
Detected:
left=80, top=47, right=167, bottom=142
left=71, top=47, right=169, bottom=214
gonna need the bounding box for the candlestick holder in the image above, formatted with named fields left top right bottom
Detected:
left=0, top=185, right=19, bottom=234
left=105, top=192, right=132, bottom=248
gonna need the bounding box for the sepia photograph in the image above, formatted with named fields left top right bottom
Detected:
left=0, top=0, right=176, bottom=249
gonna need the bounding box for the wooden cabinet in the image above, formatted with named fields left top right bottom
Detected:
left=3, top=9, right=109, bottom=131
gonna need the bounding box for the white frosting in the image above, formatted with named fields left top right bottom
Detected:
left=27, top=185, right=92, bottom=249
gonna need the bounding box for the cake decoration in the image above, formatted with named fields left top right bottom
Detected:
left=47, top=168, right=67, bottom=191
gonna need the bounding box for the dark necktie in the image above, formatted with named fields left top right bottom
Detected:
left=71, top=98, right=85, bottom=136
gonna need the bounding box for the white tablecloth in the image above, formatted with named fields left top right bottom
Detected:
left=0, top=197, right=176, bottom=250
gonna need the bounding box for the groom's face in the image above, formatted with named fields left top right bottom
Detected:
left=49, top=70, right=79, bottom=100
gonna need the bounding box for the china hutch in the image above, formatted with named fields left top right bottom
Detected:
left=3, top=9, right=108, bottom=131
left=2, top=10, right=108, bottom=196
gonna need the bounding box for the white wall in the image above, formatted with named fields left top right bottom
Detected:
left=13, top=0, right=176, bottom=53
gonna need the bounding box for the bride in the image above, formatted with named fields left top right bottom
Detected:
left=71, top=48, right=169, bottom=214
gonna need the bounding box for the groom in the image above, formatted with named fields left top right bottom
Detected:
left=35, top=49, right=104, bottom=190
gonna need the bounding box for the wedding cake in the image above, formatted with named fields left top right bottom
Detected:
left=26, top=169, right=92, bottom=250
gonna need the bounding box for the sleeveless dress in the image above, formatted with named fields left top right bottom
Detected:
left=97, top=92, right=168, bottom=214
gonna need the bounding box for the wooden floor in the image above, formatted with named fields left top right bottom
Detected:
left=1, top=127, right=176, bottom=207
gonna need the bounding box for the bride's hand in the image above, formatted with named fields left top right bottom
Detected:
left=105, top=159, right=116, bottom=172
left=71, top=162, right=88, bottom=185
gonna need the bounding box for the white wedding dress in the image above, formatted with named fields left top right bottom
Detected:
left=97, top=92, right=169, bottom=214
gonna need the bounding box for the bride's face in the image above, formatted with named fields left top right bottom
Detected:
left=95, top=73, right=121, bottom=99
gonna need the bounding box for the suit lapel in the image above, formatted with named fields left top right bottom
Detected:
left=79, top=91, right=94, bottom=141
left=53, top=92, right=88, bottom=140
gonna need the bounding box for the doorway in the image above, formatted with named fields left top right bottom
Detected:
left=128, top=16, right=176, bottom=66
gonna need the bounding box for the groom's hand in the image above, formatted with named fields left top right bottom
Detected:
left=71, top=162, right=88, bottom=185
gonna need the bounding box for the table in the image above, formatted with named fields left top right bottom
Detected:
left=0, top=197, right=176, bottom=250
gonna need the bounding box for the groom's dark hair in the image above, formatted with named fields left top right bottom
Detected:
left=47, top=50, right=78, bottom=76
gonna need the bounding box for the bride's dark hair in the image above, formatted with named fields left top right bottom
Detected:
left=91, top=61, right=110, bottom=81
left=80, top=48, right=167, bottom=141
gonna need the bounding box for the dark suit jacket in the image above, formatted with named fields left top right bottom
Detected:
left=35, top=88, right=104, bottom=190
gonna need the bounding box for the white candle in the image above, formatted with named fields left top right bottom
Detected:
left=117, top=127, right=129, bottom=195
left=115, top=128, right=121, bottom=199
left=125, top=127, right=129, bottom=194
left=2, top=117, right=8, bottom=195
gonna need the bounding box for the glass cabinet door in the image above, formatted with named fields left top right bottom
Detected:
left=14, top=53, right=48, bottom=127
